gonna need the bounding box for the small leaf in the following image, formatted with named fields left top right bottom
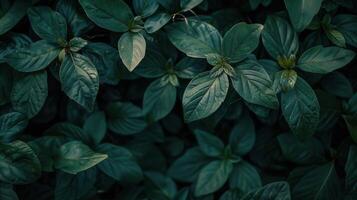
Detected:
left=183, top=71, right=229, bottom=122
left=118, top=32, right=146, bottom=71
left=229, top=114, right=255, bottom=156
left=242, top=181, right=291, bottom=200
left=194, top=129, right=224, bottom=157
left=144, top=12, right=171, bottom=33
left=133, top=0, right=159, bottom=17
left=69, top=37, right=88, bottom=52
left=55, top=141, right=108, bottom=174
left=297, top=45, right=355, bottom=74
left=229, top=161, right=262, bottom=193
left=83, top=111, right=106, bottom=145
left=0, top=112, right=28, bottom=143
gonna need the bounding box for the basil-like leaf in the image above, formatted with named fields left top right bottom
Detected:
left=166, top=20, right=222, bottom=58
left=144, top=12, right=171, bottom=33
left=55, top=141, right=108, bottom=174
left=229, top=161, right=262, bottom=193
left=229, top=114, right=255, bottom=156
left=79, top=0, right=133, bottom=32
left=333, top=14, right=357, bottom=48
left=0, top=0, right=32, bottom=35
left=183, top=71, right=229, bottom=122
left=194, top=129, right=224, bottom=157
left=241, top=181, right=291, bottom=200
left=133, top=0, right=159, bottom=18
left=118, top=32, right=146, bottom=71
left=59, top=53, right=99, bottom=111
left=297, top=45, right=355, bottom=74
left=0, top=112, right=28, bottom=143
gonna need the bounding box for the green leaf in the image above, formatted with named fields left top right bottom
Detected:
left=231, top=61, right=279, bottom=109
left=166, top=20, right=222, bottom=58
left=10, top=71, right=48, bottom=118
left=143, top=78, right=177, bottom=121
left=55, top=169, right=96, bottom=200
left=0, top=140, right=41, bottom=184
left=229, top=161, right=262, bottom=193
left=145, top=171, right=177, bottom=200
left=194, top=129, right=224, bottom=157
left=174, top=57, right=206, bottom=79
left=0, top=112, right=28, bottom=143
left=27, top=6, right=67, bottom=44
left=59, top=53, right=99, bottom=111
left=333, top=14, right=357, bottom=48
left=325, top=28, right=346, bottom=47
left=45, top=122, right=92, bottom=145
left=118, top=32, right=146, bottom=72
left=180, top=0, right=204, bottom=11
left=229, top=114, right=255, bottom=156
left=0, top=183, right=18, bottom=200
left=222, top=22, right=263, bottom=63
left=0, top=0, right=32, bottom=35
left=195, top=160, right=233, bottom=196
left=241, top=181, right=291, bottom=200
left=284, top=0, right=323, bottom=32
left=345, top=145, right=357, bottom=192
left=133, top=0, right=159, bottom=18
left=183, top=71, right=229, bottom=122
left=320, top=72, right=353, bottom=98
left=134, top=49, right=166, bottom=78
left=97, top=143, right=143, bottom=183
left=83, top=111, right=106, bottom=145
left=106, top=101, right=147, bottom=135
left=55, top=141, right=108, bottom=174
left=277, top=133, right=325, bottom=164
left=262, top=16, right=299, bottom=59
left=168, top=147, right=212, bottom=182
left=279, top=70, right=298, bottom=92
left=79, top=0, right=133, bottom=32
left=289, top=163, right=341, bottom=200
left=69, top=37, right=87, bottom=52
left=281, top=77, right=320, bottom=139
left=297, top=45, right=355, bottom=74
left=5, top=40, right=60, bottom=72
left=144, top=12, right=171, bottom=33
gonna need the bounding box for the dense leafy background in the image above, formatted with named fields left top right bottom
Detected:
left=0, top=0, right=357, bottom=199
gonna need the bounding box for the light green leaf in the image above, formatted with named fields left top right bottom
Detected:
left=262, top=16, right=299, bottom=59
left=5, top=40, right=60, bottom=72
left=229, top=161, right=262, bottom=193
left=223, top=22, right=263, bottom=63
left=183, top=71, right=229, bottom=122
left=284, top=0, right=323, bottom=32
left=59, top=53, right=99, bottom=111
left=28, top=6, right=67, bottom=44
left=195, top=160, right=233, bottom=196
left=0, top=140, right=41, bottom=184
left=55, top=141, right=108, bottom=174
left=79, top=0, right=133, bottom=32
left=106, top=101, right=147, bottom=135
left=194, top=129, right=224, bottom=157
left=231, top=61, right=279, bottom=109
left=281, top=77, right=320, bottom=139
left=69, top=37, right=87, bottom=52
left=118, top=32, right=146, bottom=72
left=11, top=71, right=48, bottom=118
left=297, top=45, right=355, bottom=74
left=166, top=20, right=222, bottom=58
left=97, top=143, right=143, bottom=183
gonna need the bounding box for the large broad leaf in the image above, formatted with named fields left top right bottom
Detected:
left=0, top=0, right=32, bottom=35
left=284, top=0, right=323, bottom=32
left=0, top=183, right=18, bottom=200
left=56, top=0, right=93, bottom=37
left=333, top=14, right=357, bottom=48
left=289, top=163, right=341, bottom=200
left=345, top=145, right=357, bottom=192
left=195, top=160, right=233, bottom=196
left=231, top=61, right=279, bottom=109
left=166, top=20, right=222, bottom=59
left=97, top=143, right=143, bottom=183
left=27, top=6, right=67, bottom=44
left=134, top=49, right=166, bottom=78
left=229, top=114, right=255, bottom=156
left=45, top=122, right=92, bottom=145
left=143, top=78, right=177, bottom=121
left=133, top=0, right=159, bottom=17
left=297, top=45, right=355, bottom=74
left=174, top=57, right=207, bottom=79
left=10, top=71, right=48, bottom=118
left=222, top=22, right=263, bottom=63
left=55, top=141, right=108, bottom=174
left=0, top=112, right=28, bottom=143
left=262, top=16, right=299, bottom=59
left=241, top=181, right=291, bottom=200
left=59, top=53, right=99, bottom=111
left=281, top=77, right=320, bottom=139
left=277, top=133, right=325, bottom=165
left=118, top=32, right=146, bottom=72
left=0, top=140, right=41, bottom=184
left=5, top=40, right=60, bottom=72
left=55, top=168, right=96, bottom=200
left=182, top=71, right=229, bottom=122
left=168, top=147, right=213, bottom=182
left=229, top=161, right=262, bottom=193
left=194, top=129, right=224, bottom=157
left=79, top=0, right=133, bottom=32
left=106, top=102, right=147, bottom=135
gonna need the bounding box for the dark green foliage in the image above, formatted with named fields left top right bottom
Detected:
left=0, top=0, right=356, bottom=199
